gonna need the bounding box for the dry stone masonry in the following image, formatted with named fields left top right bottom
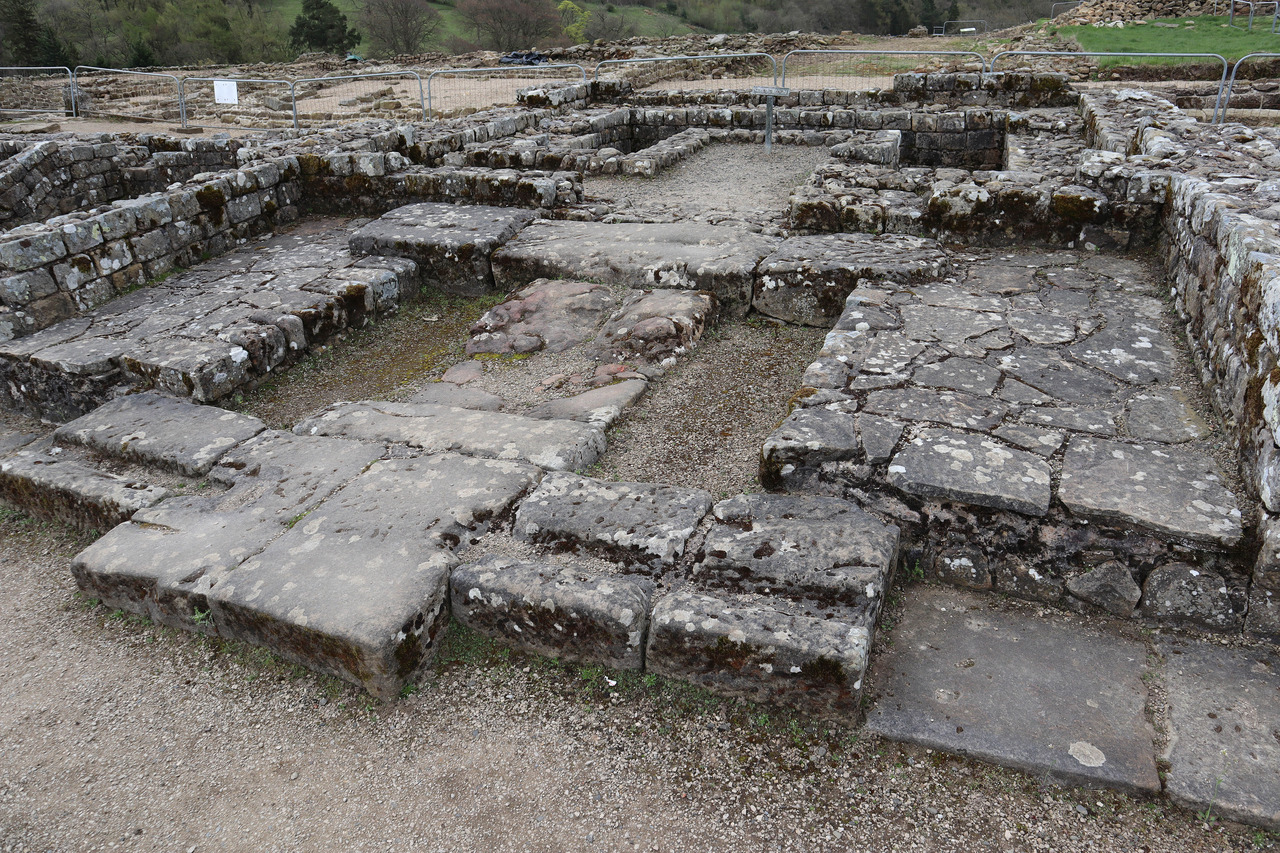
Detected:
left=2, top=66, right=1280, bottom=828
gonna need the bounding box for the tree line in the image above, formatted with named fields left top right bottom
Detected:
left=0, top=0, right=997, bottom=70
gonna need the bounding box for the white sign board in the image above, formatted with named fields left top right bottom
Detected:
left=213, top=80, right=239, bottom=105
left=751, top=86, right=791, bottom=98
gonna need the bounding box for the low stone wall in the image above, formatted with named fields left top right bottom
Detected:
left=0, top=135, right=247, bottom=230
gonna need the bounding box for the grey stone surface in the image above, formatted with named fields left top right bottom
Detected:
left=864, top=387, right=1007, bottom=431
left=53, top=391, right=265, bottom=476
left=212, top=453, right=539, bottom=698
left=701, top=493, right=900, bottom=607
left=992, top=424, right=1065, bottom=456
left=990, top=348, right=1120, bottom=404
left=760, top=408, right=861, bottom=491
left=866, top=586, right=1160, bottom=795
left=1139, top=563, right=1241, bottom=632
left=900, top=305, right=1004, bottom=348
left=888, top=428, right=1052, bottom=516
left=1160, top=639, right=1280, bottom=831
left=71, top=431, right=379, bottom=633
left=1066, top=561, right=1141, bottom=616
left=646, top=589, right=872, bottom=719
left=294, top=400, right=604, bottom=472
left=1070, top=313, right=1176, bottom=385
left=348, top=202, right=536, bottom=296
left=525, top=380, right=647, bottom=429
left=0, top=446, right=169, bottom=532
left=594, top=289, right=716, bottom=364
left=451, top=555, right=654, bottom=670
left=1007, top=309, right=1077, bottom=345
left=406, top=381, right=505, bottom=411
left=491, top=221, right=778, bottom=316
left=515, top=472, right=711, bottom=569
left=466, top=279, right=614, bottom=355
left=911, top=358, right=1001, bottom=396
left=1021, top=405, right=1117, bottom=437
left=1124, top=390, right=1210, bottom=443
left=1058, top=438, right=1242, bottom=546
left=754, top=233, right=949, bottom=327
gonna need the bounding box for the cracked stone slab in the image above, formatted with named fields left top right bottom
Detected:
left=348, top=202, right=537, bottom=296
left=1069, top=314, right=1177, bottom=385
left=53, top=391, right=266, bottom=476
left=888, top=428, right=1052, bottom=516
left=1124, top=391, right=1210, bottom=443
left=700, top=493, right=900, bottom=609
left=760, top=407, right=861, bottom=491
left=466, top=279, right=615, bottom=356
left=594, top=289, right=716, bottom=364
left=993, top=424, right=1066, bottom=457
left=451, top=555, right=654, bottom=670
left=211, top=453, right=540, bottom=698
left=900, top=305, right=1004, bottom=346
left=514, top=472, right=711, bottom=570
left=991, top=348, right=1121, bottom=404
left=294, top=401, right=604, bottom=472
left=865, top=586, right=1160, bottom=795
left=0, top=447, right=169, bottom=532
left=1021, top=405, right=1117, bottom=437
left=912, top=358, right=1001, bottom=396
left=525, top=379, right=647, bottom=429
left=1160, top=638, right=1280, bottom=831
left=754, top=233, right=950, bottom=327
left=1058, top=438, right=1242, bottom=547
left=646, top=589, right=872, bottom=719
left=864, top=388, right=1008, bottom=431
left=70, top=431, right=380, bottom=633
left=491, top=221, right=778, bottom=316
left=1007, top=309, right=1078, bottom=345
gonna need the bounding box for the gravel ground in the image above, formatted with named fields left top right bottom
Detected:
left=0, top=512, right=1272, bottom=852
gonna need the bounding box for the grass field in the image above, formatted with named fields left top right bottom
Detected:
left=1051, top=15, right=1280, bottom=62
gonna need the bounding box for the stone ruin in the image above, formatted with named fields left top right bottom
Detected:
left=1, top=68, right=1279, bottom=763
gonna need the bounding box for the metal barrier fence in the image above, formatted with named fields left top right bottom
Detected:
left=781, top=50, right=986, bottom=90
left=592, top=54, right=777, bottom=92
left=179, top=76, right=295, bottom=131
left=1049, top=1, right=1081, bottom=17
left=943, top=19, right=989, bottom=35
left=1221, top=52, right=1280, bottom=123
left=990, top=50, right=1230, bottom=122
left=293, top=72, right=426, bottom=128
left=0, top=67, right=75, bottom=117
left=427, top=64, right=585, bottom=118
left=1226, top=0, right=1278, bottom=28
left=73, top=66, right=182, bottom=123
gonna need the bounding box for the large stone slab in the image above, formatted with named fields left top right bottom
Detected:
left=1160, top=639, right=1280, bottom=831
left=491, top=221, right=778, bottom=317
left=864, top=387, right=1008, bottom=431
left=70, top=431, right=379, bottom=633
left=451, top=555, right=654, bottom=670
left=466, top=279, right=615, bottom=355
left=53, top=391, right=266, bottom=476
left=759, top=407, right=862, bottom=492
left=211, top=453, right=540, bottom=698
left=700, top=494, right=900, bottom=610
left=348, top=202, right=537, bottom=296
left=1058, top=438, right=1242, bottom=546
left=865, top=586, right=1161, bottom=795
left=990, top=348, right=1121, bottom=404
left=754, top=233, right=950, bottom=327
left=525, top=379, right=647, bottom=429
left=888, top=428, right=1052, bottom=516
left=294, top=401, right=604, bottom=472
left=0, top=447, right=169, bottom=532
left=646, top=589, right=872, bottom=719
left=593, top=289, right=716, bottom=364
left=1069, top=312, right=1177, bottom=386
left=515, top=472, right=711, bottom=570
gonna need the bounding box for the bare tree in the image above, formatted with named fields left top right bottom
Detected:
left=584, top=10, right=636, bottom=41
left=360, top=0, right=441, bottom=56
left=458, top=0, right=559, bottom=51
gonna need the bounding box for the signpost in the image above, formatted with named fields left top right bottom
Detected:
left=752, top=85, right=790, bottom=154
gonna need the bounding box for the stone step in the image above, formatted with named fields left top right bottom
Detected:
left=0, top=443, right=170, bottom=533
left=347, top=202, right=536, bottom=296
left=293, top=400, right=605, bottom=473
left=0, top=226, right=415, bottom=422
left=490, top=220, right=779, bottom=318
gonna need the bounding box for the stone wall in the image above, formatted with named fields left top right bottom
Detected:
left=0, top=135, right=245, bottom=230
left=1061, top=89, right=1280, bottom=640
